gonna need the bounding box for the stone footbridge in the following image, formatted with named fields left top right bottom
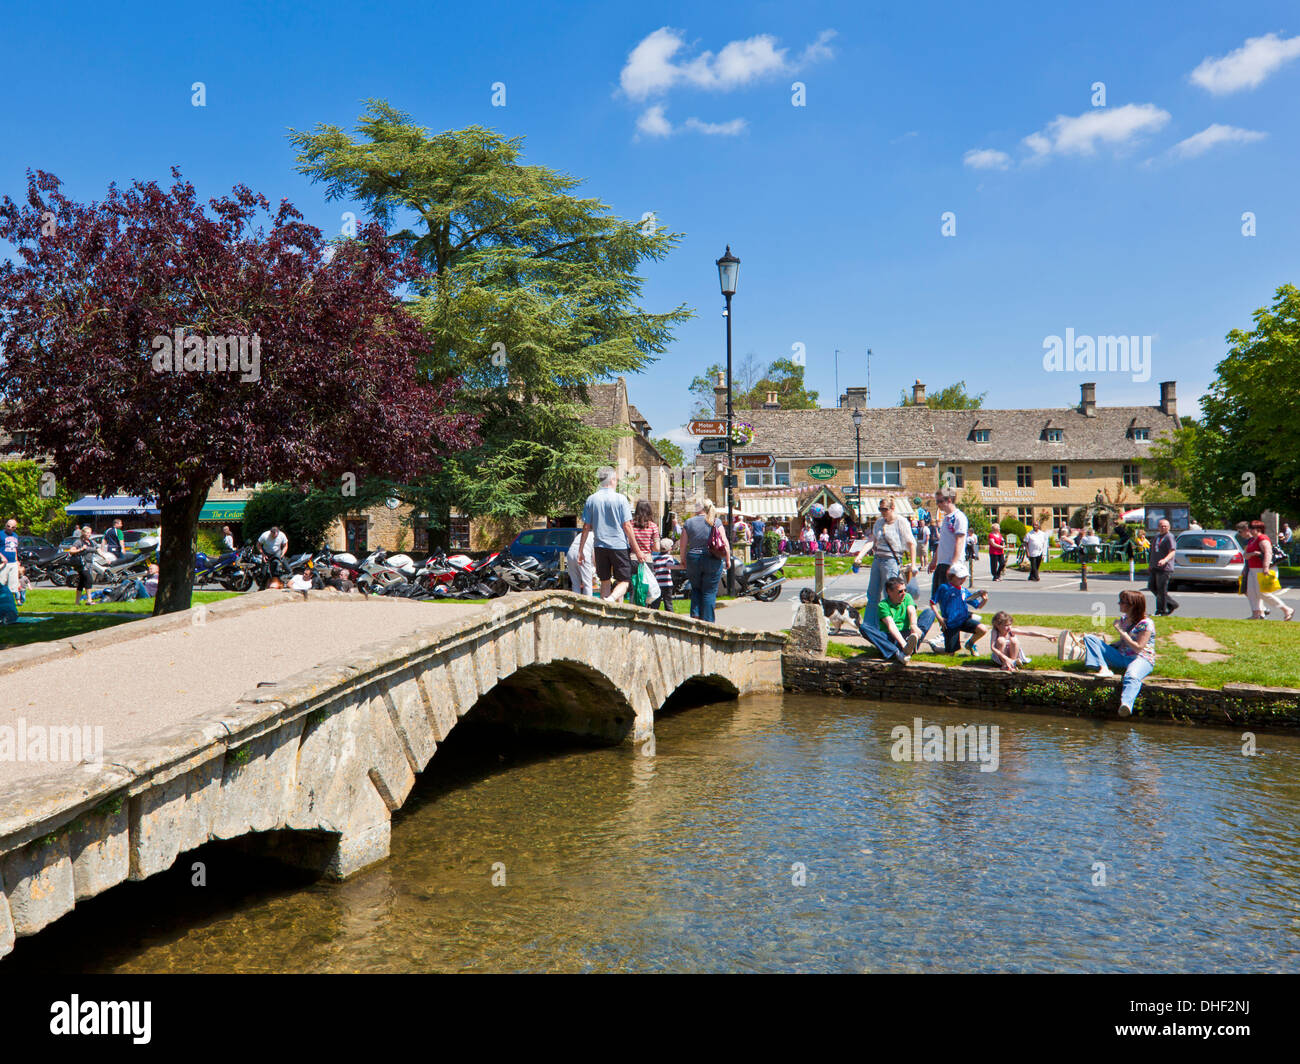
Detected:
left=0, top=590, right=784, bottom=959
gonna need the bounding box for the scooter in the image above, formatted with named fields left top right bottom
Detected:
left=726, top=553, right=788, bottom=601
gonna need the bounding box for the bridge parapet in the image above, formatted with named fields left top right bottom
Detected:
left=0, top=591, right=784, bottom=958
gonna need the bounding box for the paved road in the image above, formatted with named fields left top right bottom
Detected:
left=720, top=569, right=1292, bottom=634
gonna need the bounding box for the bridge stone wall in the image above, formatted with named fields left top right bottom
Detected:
left=0, top=592, right=784, bottom=959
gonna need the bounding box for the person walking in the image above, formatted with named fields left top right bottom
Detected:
left=987, top=526, right=1006, bottom=581
left=853, top=496, right=916, bottom=631
left=926, top=487, right=968, bottom=601
left=752, top=515, right=766, bottom=560
left=565, top=525, right=596, bottom=595
left=1023, top=521, right=1048, bottom=581
left=102, top=517, right=126, bottom=559
left=1244, top=519, right=1294, bottom=621
left=651, top=537, right=676, bottom=612
left=680, top=498, right=729, bottom=622
left=1082, top=590, right=1157, bottom=717
left=68, top=525, right=97, bottom=605
left=579, top=469, right=649, bottom=603
left=1, top=518, right=20, bottom=604
left=1147, top=518, right=1180, bottom=616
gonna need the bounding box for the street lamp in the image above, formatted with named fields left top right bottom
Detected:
left=852, top=406, right=863, bottom=523
left=716, top=245, right=740, bottom=592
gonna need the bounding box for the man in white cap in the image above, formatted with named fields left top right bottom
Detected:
left=927, top=562, right=989, bottom=655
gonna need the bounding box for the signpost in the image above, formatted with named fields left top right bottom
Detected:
left=688, top=419, right=727, bottom=436
left=733, top=453, right=775, bottom=469
left=699, top=437, right=729, bottom=455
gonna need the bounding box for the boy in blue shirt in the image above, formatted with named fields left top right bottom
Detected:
left=928, top=563, right=989, bottom=654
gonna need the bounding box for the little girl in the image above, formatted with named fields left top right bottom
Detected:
left=990, top=610, right=1029, bottom=671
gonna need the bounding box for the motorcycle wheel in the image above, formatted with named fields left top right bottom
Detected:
left=754, top=584, right=782, bottom=602
left=223, top=571, right=254, bottom=593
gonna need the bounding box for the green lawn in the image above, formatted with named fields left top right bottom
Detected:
left=2, top=589, right=239, bottom=649
left=782, top=556, right=856, bottom=579
left=825, top=612, right=1300, bottom=689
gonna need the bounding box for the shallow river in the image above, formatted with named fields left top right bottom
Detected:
left=9, top=694, right=1300, bottom=973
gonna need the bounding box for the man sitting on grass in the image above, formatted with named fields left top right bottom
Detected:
left=928, top=563, right=989, bottom=655
left=860, top=575, right=924, bottom=663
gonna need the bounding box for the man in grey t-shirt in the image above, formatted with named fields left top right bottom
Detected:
left=579, top=468, right=648, bottom=602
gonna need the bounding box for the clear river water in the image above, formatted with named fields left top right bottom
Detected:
left=9, top=693, right=1300, bottom=973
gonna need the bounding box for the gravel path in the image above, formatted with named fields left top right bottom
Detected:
left=0, top=597, right=489, bottom=789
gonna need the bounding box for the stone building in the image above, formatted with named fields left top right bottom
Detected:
left=701, top=377, right=1183, bottom=534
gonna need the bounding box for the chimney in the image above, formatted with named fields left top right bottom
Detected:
left=841, top=385, right=868, bottom=408
left=713, top=370, right=728, bottom=416
left=912, top=380, right=926, bottom=406
left=763, top=390, right=780, bottom=409
left=1080, top=382, right=1096, bottom=417
left=1159, top=380, right=1177, bottom=418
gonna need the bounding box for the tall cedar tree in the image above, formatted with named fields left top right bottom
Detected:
left=0, top=170, right=476, bottom=614
left=290, top=102, right=691, bottom=538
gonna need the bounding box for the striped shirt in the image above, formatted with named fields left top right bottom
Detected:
left=631, top=524, right=658, bottom=556
left=651, top=553, right=674, bottom=588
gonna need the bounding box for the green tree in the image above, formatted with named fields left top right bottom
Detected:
left=651, top=436, right=685, bottom=467
left=291, top=103, right=690, bottom=539
left=242, top=485, right=348, bottom=554
left=0, top=461, right=75, bottom=540
left=958, top=488, right=992, bottom=539
left=1192, top=283, right=1300, bottom=521
left=689, top=357, right=819, bottom=415
left=898, top=381, right=986, bottom=409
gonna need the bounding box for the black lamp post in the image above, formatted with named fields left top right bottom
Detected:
left=852, top=406, right=863, bottom=524
left=716, top=245, right=740, bottom=593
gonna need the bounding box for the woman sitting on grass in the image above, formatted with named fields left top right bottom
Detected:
left=1081, top=589, right=1155, bottom=717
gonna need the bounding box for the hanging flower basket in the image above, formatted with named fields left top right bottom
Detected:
left=731, top=421, right=754, bottom=446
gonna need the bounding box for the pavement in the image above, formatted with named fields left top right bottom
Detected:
left=0, top=596, right=491, bottom=790
left=720, top=567, right=1292, bottom=635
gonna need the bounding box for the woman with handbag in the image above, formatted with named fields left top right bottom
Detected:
left=681, top=498, right=729, bottom=622
left=1244, top=520, right=1293, bottom=621
left=1081, top=590, right=1157, bottom=717
left=852, top=496, right=916, bottom=632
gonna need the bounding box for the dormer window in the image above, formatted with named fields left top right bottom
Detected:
left=1131, top=427, right=1150, bottom=441
left=972, top=429, right=990, bottom=443
left=1046, top=428, right=1063, bottom=443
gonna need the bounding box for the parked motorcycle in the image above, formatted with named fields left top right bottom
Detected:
left=727, top=553, right=788, bottom=601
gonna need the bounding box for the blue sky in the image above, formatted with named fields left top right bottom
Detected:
left=4, top=1, right=1297, bottom=456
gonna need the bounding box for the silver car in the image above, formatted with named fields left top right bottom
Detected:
left=1168, top=529, right=1244, bottom=589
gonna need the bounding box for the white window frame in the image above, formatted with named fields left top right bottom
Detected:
left=973, top=429, right=990, bottom=443
left=1046, top=428, right=1063, bottom=443
left=855, top=459, right=901, bottom=487
left=744, top=460, right=791, bottom=488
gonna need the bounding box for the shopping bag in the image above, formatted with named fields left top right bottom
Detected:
left=630, top=563, right=654, bottom=606
left=1259, top=569, right=1282, bottom=594
left=639, top=563, right=661, bottom=604
left=1056, top=630, right=1086, bottom=662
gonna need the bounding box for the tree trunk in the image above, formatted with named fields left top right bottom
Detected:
left=154, top=488, right=208, bottom=615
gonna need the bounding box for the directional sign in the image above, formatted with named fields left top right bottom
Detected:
left=734, top=453, right=775, bottom=469
left=699, top=436, right=728, bottom=455
left=688, top=419, right=727, bottom=436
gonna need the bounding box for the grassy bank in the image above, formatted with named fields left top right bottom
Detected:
left=825, top=612, right=1300, bottom=690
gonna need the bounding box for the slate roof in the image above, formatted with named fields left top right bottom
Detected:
left=732, top=405, right=943, bottom=459
left=578, top=382, right=624, bottom=430
left=929, top=405, right=1180, bottom=462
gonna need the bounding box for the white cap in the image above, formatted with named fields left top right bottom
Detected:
left=948, top=563, right=969, bottom=579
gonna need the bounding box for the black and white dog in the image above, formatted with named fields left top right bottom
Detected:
left=799, top=587, right=867, bottom=634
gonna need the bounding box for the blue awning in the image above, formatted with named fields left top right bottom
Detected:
left=65, top=495, right=161, bottom=516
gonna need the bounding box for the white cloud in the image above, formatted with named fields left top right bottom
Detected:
left=662, top=425, right=699, bottom=459
left=683, top=116, right=747, bottom=136
left=636, top=104, right=673, bottom=138
left=963, top=148, right=1011, bottom=170
left=1190, top=32, right=1300, bottom=94
left=619, top=26, right=835, bottom=100
left=1021, top=103, right=1170, bottom=157
left=1170, top=123, right=1267, bottom=158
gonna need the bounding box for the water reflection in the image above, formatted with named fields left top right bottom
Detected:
left=7, top=695, right=1300, bottom=973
